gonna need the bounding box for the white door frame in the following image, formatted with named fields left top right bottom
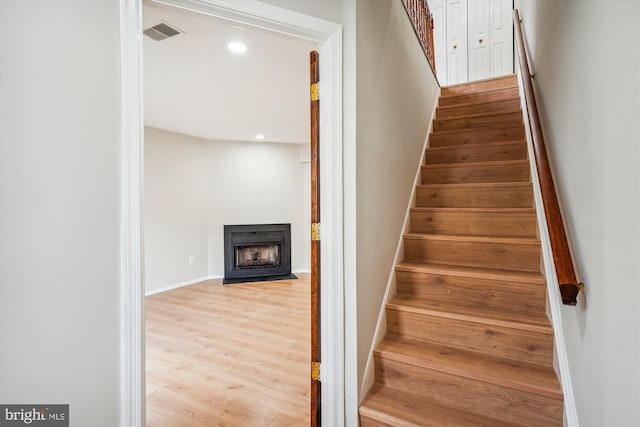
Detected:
left=118, top=1, right=344, bottom=425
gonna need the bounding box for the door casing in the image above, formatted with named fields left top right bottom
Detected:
left=118, top=1, right=345, bottom=425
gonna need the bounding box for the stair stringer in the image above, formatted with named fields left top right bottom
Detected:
left=517, top=72, right=580, bottom=427
left=359, top=91, right=440, bottom=402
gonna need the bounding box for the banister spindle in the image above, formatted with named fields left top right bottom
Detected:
left=402, top=0, right=437, bottom=78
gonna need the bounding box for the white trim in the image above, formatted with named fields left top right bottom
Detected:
left=144, top=269, right=310, bottom=297
left=120, top=1, right=344, bottom=426
left=119, top=1, right=144, bottom=426
left=516, top=73, right=579, bottom=427
left=144, top=276, right=217, bottom=296
left=359, top=92, right=440, bottom=400
left=145, top=272, right=309, bottom=297
left=144, top=271, right=310, bottom=296
left=341, top=0, right=357, bottom=421
left=152, top=0, right=337, bottom=41
left=317, top=27, right=345, bottom=427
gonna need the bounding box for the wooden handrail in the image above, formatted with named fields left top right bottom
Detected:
left=402, top=0, right=436, bottom=75
left=513, top=9, right=582, bottom=305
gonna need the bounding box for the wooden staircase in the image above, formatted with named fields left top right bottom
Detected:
left=359, top=75, right=563, bottom=426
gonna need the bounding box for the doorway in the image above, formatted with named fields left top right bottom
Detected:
left=119, top=1, right=344, bottom=426
left=142, top=1, right=315, bottom=424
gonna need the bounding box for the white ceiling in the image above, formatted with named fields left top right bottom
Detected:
left=143, top=1, right=318, bottom=144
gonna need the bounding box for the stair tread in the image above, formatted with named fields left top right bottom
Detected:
left=411, top=207, right=535, bottom=213
left=435, top=100, right=521, bottom=120
left=418, top=182, right=532, bottom=189
left=360, top=384, right=517, bottom=427
left=441, top=75, right=518, bottom=96
left=431, top=123, right=523, bottom=137
left=387, top=295, right=552, bottom=333
left=376, top=335, right=562, bottom=398
left=404, top=232, right=540, bottom=245
left=441, top=83, right=518, bottom=95
left=435, top=106, right=522, bottom=122
left=434, top=109, right=522, bottom=122
left=427, top=139, right=526, bottom=152
left=442, top=74, right=516, bottom=88
left=437, top=96, right=521, bottom=111
left=423, top=159, right=529, bottom=169
left=439, top=87, right=521, bottom=108
left=395, top=262, right=545, bottom=284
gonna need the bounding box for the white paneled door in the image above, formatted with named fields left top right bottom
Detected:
left=431, top=0, right=513, bottom=85
left=446, top=0, right=468, bottom=85
left=489, top=0, right=514, bottom=77
left=468, top=0, right=490, bottom=81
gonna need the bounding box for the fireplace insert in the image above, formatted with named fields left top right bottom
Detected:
left=223, top=223, right=297, bottom=284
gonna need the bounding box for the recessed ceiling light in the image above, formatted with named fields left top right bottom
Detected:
left=255, top=134, right=265, bottom=140
left=227, top=41, right=247, bottom=54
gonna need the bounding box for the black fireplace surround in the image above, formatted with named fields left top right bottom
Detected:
left=223, top=223, right=297, bottom=284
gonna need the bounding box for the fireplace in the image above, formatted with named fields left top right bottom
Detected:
left=223, top=223, right=297, bottom=284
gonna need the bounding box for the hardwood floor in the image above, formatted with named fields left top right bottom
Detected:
left=146, top=274, right=310, bottom=427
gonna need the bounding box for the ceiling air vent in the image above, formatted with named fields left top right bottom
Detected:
left=143, top=22, right=182, bottom=41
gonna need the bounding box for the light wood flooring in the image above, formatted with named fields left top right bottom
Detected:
left=146, top=274, right=310, bottom=427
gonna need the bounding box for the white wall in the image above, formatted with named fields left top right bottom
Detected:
left=144, top=127, right=310, bottom=293
left=515, top=1, right=640, bottom=425
left=354, top=0, right=440, bottom=399
left=0, top=1, right=121, bottom=425
left=205, top=139, right=310, bottom=277
left=258, top=0, right=343, bottom=23
left=144, top=127, right=209, bottom=293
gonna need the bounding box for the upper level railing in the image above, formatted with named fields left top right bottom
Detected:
left=513, top=9, right=583, bottom=305
left=402, top=0, right=436, bottom=74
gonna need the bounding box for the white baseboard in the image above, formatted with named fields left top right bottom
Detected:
left=359, top=89, right=440, bottom=401
left=145, top=275, right=222, bottom=296
left=144, top=270, right=309, bottom=296
left=516, top=72, right=579, bottom=427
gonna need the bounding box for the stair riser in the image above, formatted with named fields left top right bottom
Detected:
left=410, top=210, right=537, bottom=238
left=374, top=357, right=563, bottom=426
left=416, top=185, right=534, bottom=208
left=434, top=112, right=523, bottom=132
left=422, top=163, right=530, bottom=185
left=430, top=126, right=525, bottom=148
left=436, top=99, right=521, bottom=119
left=439, top=87, right=520, bottom=107
left=386, top=310, right=553, bottom=365
left=395, top=270, right=546, bottom=313
left=426, top=143, right=528, bottom=164
left=441, top=76, right=517, bottom=97
left=404, top=237, right=541, bottom=271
